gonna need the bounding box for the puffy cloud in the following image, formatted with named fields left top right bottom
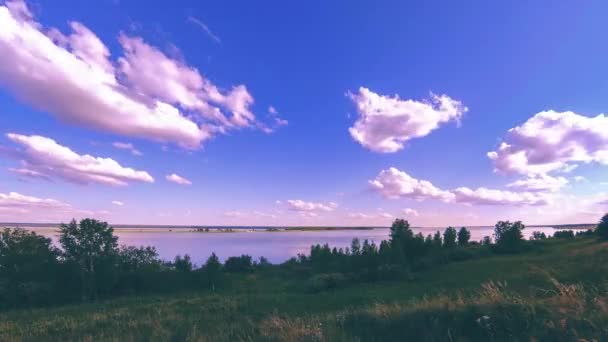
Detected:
left=6, top=133, right=154, bottom=186
left=370, top=167, right=548, bottom=206
left=348, top=87, right=467, bottom=153
left=111, top=200, right=124, bottom=206
left=166, top=173, right=192, bottom=185
left=488, top=111, right=608, bottom=175
left=112, top=142, right=142, bottom=156
left=507, top=174, right=568, bottom=192
left=369, top=167, right=454, bottom=201
left=0, top=1, right=265, bottom=149
left=285, top=200, right=337, bottom=212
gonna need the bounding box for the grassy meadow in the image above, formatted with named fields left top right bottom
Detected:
left=1, top=236, right=607, bottom=341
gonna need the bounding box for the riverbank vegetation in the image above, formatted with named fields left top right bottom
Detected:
left=1, top=214, right=608, bottom=340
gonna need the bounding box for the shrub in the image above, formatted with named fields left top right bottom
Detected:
left=224, top=254, right=253, bottom=273
left=305, top=273, right=347, bottom=292
left=553, top=230, right=575, bottom=239
left=531, top=231, right=547, bottom=240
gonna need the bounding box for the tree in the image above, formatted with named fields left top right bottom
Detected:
left=432, top=230, right=442, bottom=248
left=389, top=219, right=413, bottom=244
left=494, top=221, right=525, bottom=253
left=457, top=227, right=471, bottom=246
left=203, top=253, right=222, bottom=291
left=597, top=213, right=608, bottom=240
left=443, top=227, right=457, bottom=248
left=0, top=228, right=60, bottom=307
left=173, top=254, right=193, bottom=272
left=59, top=219, right=119, bottom=300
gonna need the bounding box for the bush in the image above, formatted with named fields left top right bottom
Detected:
left=553, top=230, right=575, bottom=239
left=224, top=254, right=253, bottom=273
left=305, top=273, right=347, bottom=292
left=531, top=231, right=547, bottom=240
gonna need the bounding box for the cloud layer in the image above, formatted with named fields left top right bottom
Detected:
left=0, top=1, right=267, bottom=149
left=348, top=87, right=467, bottom=153
left=285, top=200, right=338, bottom=215
left=488, top=111, right=608, bottom=176
left=370, top=167, right=548, bottom=206
left=7, top=133, right=154, bottom=186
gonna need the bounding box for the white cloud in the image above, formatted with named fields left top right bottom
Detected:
left=451, top=187, right=548, bottom=206
left=507, top=174, right=568, bottom=192
left=268, top=106, right=278, bottom=115
left=573, top=176, right=586, bottom=182
left=403, top=208, right=419, bottom=216
left=187, top=16, right=221, bottom=44
left=285, top=200, right=337, bottom=212
left=0, top=191, right=102, bottom=221
left=166, top=173, right=192, bottom=185
left=348, top=87, right=467, bottom=153
left=369, top=167, right=454, bottom=201
left=370, top=167, right=549, bottom=206
left=112, top=142, right=142, bottom=156
left=0, top=191, right=71, bottom=210
left=7, top=133, right=154, bottom=186
left=111, top=200, right=124, bottom=206
left=488, top=110, right=608, bottom=176
left=0, top=1, right=265, bottom=149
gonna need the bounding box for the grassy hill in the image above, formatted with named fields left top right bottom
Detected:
left=1, top=237, right=607, bottom=341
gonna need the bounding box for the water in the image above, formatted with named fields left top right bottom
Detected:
left=23, top=226, right=564, bottom=264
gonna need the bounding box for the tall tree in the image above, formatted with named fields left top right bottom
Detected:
left=443, top=227, right=457, bottom=248
left=59, top=218, right=118, bottom=299
left=457, top=227, right=471, bottom=246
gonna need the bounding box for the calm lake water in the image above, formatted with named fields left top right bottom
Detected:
left=25, top=226, right=564, bottom=264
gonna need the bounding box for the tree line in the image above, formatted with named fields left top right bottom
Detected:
left=1, top=214, right=607, bottom=309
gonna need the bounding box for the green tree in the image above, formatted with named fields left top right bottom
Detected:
left=443, top=227, right=457, bottom=248
left=59, top=219, right=118, bottom=300
left=173, top=254, right=193, bottom=272
left=0, top=228, right=60, bottom=307
left=597, top=213, right=608, bottom=240
left=457, top=227, right=471, bottom=246
left=203, top=252, right=222, bottom=291
left=494, top=221, right=525, bottom=253
left=432, top=230, right=442, bottom=248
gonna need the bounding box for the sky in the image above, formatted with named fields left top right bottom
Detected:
left=1, top=0, right=608, bottom=227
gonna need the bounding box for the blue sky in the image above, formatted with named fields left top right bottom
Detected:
left=1, top=0, right=608, bottom=226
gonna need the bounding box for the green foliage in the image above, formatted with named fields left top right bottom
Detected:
left=173, top=254, right=193, bottom=272
left=494, top=221, right=525, bottom=253
left=597, top=213, right=608, bottom=240
left=0, top=228, right=60, bottom=308
left=457, top=227, right=471, bottom=246
left=59, top=219, right=119, bottom=300
left=532, top=231, right=547, bottom=240
left=443, top=227, right=457, bottom=248
left=306, top=273, right=347, bottom=292
left=553, top=230, right=575, bottom=239
left=224, top=254, right=253, bottom=273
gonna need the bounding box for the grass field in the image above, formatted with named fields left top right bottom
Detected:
left=1, top=237, right=607, bottom=341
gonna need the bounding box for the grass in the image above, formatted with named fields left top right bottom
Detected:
left=1, top=237, right=607, bottom=341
